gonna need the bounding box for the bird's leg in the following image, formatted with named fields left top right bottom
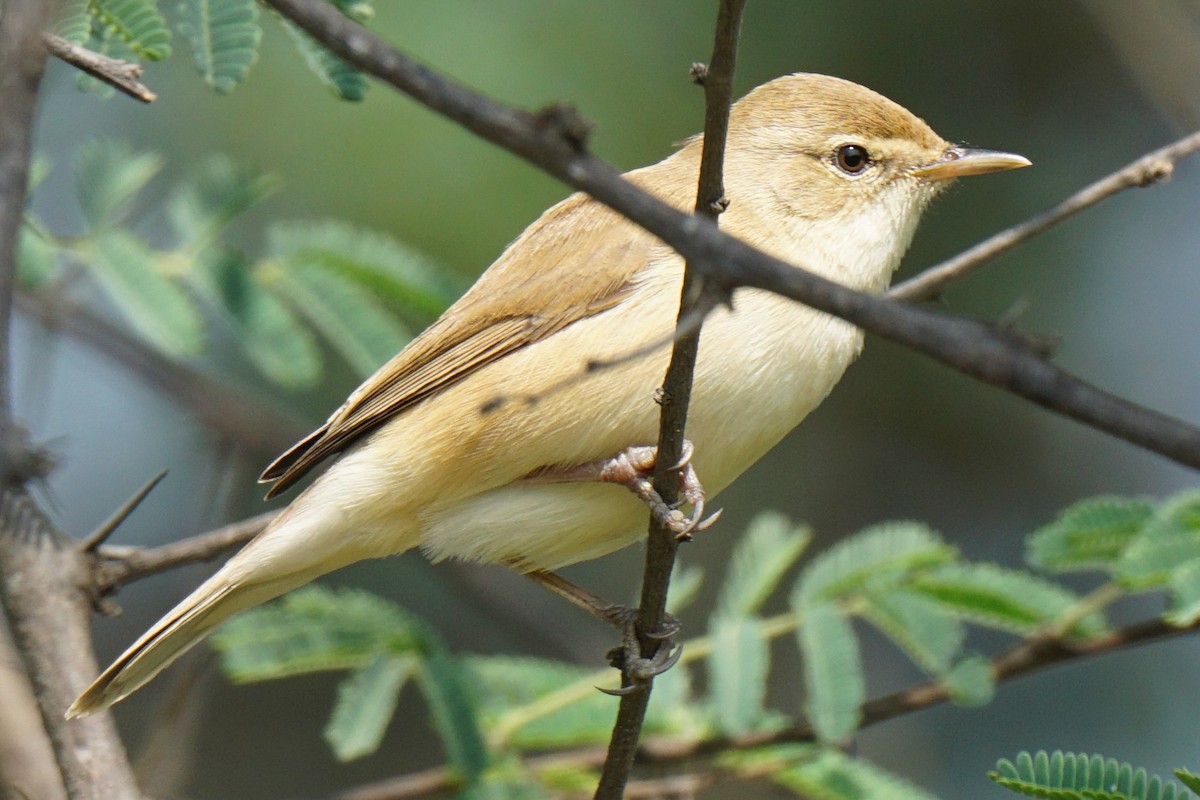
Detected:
left=525, top=440, right=722, bottom=540
left=524, top=569, right=680, bottom=636
left=524, top=569, right=682, bottom=691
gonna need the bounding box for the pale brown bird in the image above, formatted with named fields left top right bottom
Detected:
left=69, top=73, right=1029, bottom=717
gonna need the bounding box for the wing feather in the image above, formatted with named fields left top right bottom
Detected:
left=257, top=184, right=683, bottom=498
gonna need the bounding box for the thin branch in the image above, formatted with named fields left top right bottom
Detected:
left=592, top=4, right=745, bottom=800
left=94, top=510, right=274, bottom=592
left=328, top=613, right=1200, bottom=800
left=263, top=0, right=1200, bottom=473
left=891, top=131, right=1199, bottom=301
left=41, top=32, right=156, bottom=103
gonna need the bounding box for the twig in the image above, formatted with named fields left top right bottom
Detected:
left=94, top=510, right=275, bottom=592
left=40, top=32, right=156, bottom=103
left=592, top=4, right=745, bottom=800
left=263, top=0, right=1200, bottom=473
left=891, top=132, right=1198, bottom=301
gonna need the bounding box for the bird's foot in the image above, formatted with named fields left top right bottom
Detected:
left=594, top=441, right=722, bottom=541
left=598, top=612, right=684, bottom=696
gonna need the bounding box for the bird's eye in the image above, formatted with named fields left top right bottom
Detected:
left=835, top=144, right=871, bottom=175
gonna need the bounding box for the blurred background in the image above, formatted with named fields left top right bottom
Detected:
left=11, top=0, right=1200, bottom=797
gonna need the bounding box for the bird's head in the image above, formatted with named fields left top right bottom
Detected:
left=721, top=73, right=1029, bottom=288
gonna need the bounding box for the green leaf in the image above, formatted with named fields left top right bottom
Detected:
left=707, top=615, right=770, bottom=736
left=89, top=231, right=204, bottom=356
left=324, top=653, right=417, bottom=762
left=177, top=0, right=261, bottom=93
left=27, top=154, right=53, bottom=194
left=716, top=511, right=811, bottom=617
left=281, top=18, right=367, bottom=100
left=1166, top=558, right=1200, bottom=626
left=90, top=0, right=172, bottom=59
left=722, top=745, right=939, bottom=800
left=796, top=602, right=862, bottom=744
left=470, top=655, right=699, bottom=748
left=168, top=155, right=278, bottom=248
left=75, top=139, right=163, bottom=229
left=471, top=656, right=617, bottom=747
left=200, top=250, right=321, bottom=388
left=1175, top=771, right=1200, bottom=794
left=56, top=0, right=93, bottom=44
left=269, top=220, right=455, bottom=319
left=16, top=228, right=59, bottom=290
left=861, top=587, right=963, bottom=675
left=271, top=258, right=411, bottom=376
left=331, top=0, right=372, bottom=21
left=1117, top=492, right=1200, bottom=589
left=941, top=654, right=995, bottom=707
left=536, top=763, right=600, bottom=794
left=212, top=586, right=425, bottom=681
left=990, top=751, right=1190, bottom=800
left=1028, top=496, right=1153, bottom=573
left=794, top=521, right=955, bottom=607
left=911, top=563, right=1108, bottom=638
left=664, top=562, right=703, bottom=615
left=417, top=645, right=488, bottom=783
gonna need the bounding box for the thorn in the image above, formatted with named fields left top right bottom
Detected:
left=79, top=470, right=167, bottom=552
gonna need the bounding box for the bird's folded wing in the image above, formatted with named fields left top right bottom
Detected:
left=259, top=196, right=663, bottom=498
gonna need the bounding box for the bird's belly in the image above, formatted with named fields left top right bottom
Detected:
left=416, top=288, right=863, bottom=571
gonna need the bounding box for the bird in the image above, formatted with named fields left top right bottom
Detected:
left=68, top=73, right=1029, bottom=718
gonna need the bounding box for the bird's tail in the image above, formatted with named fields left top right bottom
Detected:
left=66, top=568, right=310, bottom=718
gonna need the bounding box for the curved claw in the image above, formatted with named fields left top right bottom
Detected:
left=642, top=615, right=682, bottom=640
left=597, top=683, right=640, bottom=697
left=669, top=439, right=695, bottom=471
left=630, top=644, right=683, bottom=680
left=676, top=503, right=720, bottom=542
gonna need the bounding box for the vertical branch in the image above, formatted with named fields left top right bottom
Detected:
left=0, top=3, right=143, bottom=798
left=591, top=2, right=747, bottom=798
left=0, top=0, right=51, bottom=419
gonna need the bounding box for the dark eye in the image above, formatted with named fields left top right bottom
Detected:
left=835, top=144, right=870, bottom=174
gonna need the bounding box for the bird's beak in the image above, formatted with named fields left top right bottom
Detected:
left=912, top=146, right=1031, bottom=181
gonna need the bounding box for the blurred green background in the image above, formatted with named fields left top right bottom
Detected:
left=15, top=1, right=1200, bottom=797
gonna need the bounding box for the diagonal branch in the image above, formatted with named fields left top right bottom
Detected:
left=891, top=131, right=1199, bottom=301
left=94, top=511, right=274, bottom=592
left=17, top=289, right=308, bottom=458
left=592, top=3, right=746, bottom=799
left=263, top=0, right=1200, bottom=473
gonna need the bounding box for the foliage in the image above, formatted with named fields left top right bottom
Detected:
left=18, top=140, right=456, bottom=389
left=990, top=751, right=1194, bottom=800
left=53, top=0, right=371, bottom=97
left=209, top=489, right=1200, bottom=797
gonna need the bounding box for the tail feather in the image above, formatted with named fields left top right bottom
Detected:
left=66, top=573, right=297, bottom=718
